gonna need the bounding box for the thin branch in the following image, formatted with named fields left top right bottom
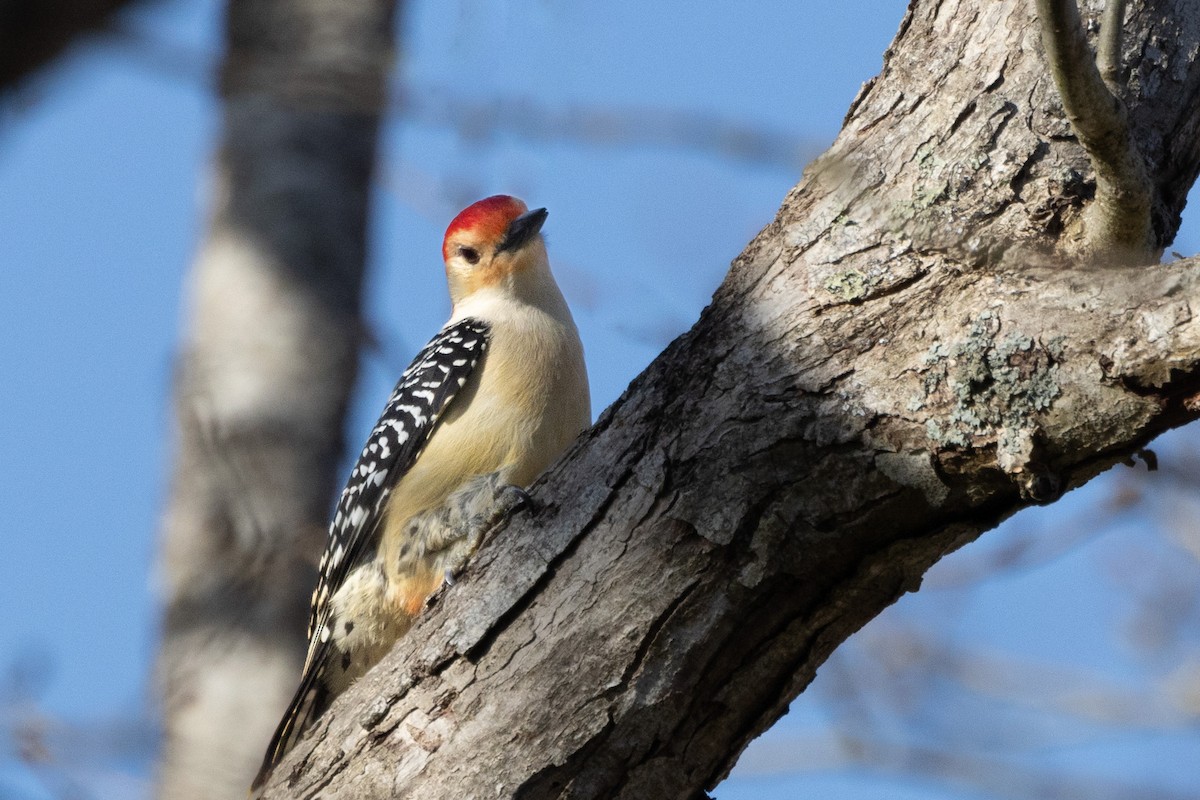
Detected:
left=737, top=734, right=1200, bottom=800
left=1035, top=0, right=1152, bottom=260
left=1097, top=0, right=1127, bottom=87
left=392, top=84, right=820, bottom=171
left=101, top=22, right=819, bottom=172
left=1036, top=0, right=1126, bottom=158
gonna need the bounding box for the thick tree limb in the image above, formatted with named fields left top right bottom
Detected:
left=153, top=1, right=396, bottom=798
left=1035, top=0, right=1153, bottom=259
left=259, top=252, right=1200, bottom=798
left=254, top=0, right=1200, bottom=796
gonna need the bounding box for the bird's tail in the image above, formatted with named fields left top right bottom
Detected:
left=250, top=647, right=333, bottom=796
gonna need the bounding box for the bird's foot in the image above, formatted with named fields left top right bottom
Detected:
left=407, top=472, right=535, bottom=582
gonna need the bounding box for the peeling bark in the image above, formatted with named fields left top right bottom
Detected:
left=257, top=0, right=1200, bottom=797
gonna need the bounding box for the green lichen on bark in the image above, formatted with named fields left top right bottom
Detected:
left=822, top=270, right=874, bottom=301
left=918, top=310, right=1065, bottom=449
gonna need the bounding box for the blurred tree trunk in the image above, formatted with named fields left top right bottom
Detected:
left=253, top=0, right=1200, bottom=798
left=153, top=1, right=396, bottom=798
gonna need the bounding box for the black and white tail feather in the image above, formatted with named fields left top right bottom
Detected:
left=251, top=317, right=490, bottom=793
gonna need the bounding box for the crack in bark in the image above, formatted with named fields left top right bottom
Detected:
left=464, top=468, right=639, bottom=664
left=614, top=580, right=702, bottom=698
left=513, top=712, right=618, bottom=800
left=948, top=100, right=979, bottom=137
left=984, top=54, right=1010, bottom=92
left=1009, top=140, right=1048, bottom=198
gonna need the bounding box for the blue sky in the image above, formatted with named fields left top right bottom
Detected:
left=2, top=1, right=1198, bottom=798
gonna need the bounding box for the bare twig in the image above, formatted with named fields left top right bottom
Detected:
left=102, top=22, right=818, bottom=172
left=737, top=734, right=1200, bottom=800
left=1097, top=0, right=1127, bottom=87
left=1035, top=0, right=1152, bottom=261
left=392, top=84, right=819, bottom=171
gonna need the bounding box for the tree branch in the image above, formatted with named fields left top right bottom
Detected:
left=1035, top=0, right=1152, bottom=260
left=743, top=733, right=1200, bottom=800
left=256, top=252, right=1200, bottom=799
left=102, top=21, right=820, bottom=174
left=255, top=0, right=1200, bottom=795
left=1097, top=0, right=1127, bottom=86
left=0, top=0, right=140, bottom=89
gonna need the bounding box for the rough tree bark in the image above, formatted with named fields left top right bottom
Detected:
left=153, top=1, right=396, bottom=797
left=258, top=0, right=1200, bottom=798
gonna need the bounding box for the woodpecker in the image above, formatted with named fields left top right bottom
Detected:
left=252, top=195, right=590, bottom=790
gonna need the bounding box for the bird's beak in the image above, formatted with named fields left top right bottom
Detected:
left=496, top=207, right=548, bottom=254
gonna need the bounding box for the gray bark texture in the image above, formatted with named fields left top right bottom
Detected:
left=153, top=1, right=396, bottom=797
left=256, top=0, right=1200, bottom=798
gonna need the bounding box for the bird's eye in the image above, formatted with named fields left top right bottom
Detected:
left=458, top=246, right=480, bottom=265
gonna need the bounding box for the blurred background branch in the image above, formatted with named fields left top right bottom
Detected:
left=87, top=18, right=824, bottom=173
left=0, top=0, right=143, bottom=89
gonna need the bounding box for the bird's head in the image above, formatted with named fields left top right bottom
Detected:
left=442, top=195, right=550, bottom=306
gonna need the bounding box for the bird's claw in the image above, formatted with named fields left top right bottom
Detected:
left=494, top=484, right=534, bottom=517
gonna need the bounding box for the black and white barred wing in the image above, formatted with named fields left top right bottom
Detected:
left=253, top=317, right=491, bottom=792
left=306, top=317, right=491, bottom=655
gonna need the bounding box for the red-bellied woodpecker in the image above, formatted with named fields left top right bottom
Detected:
left=253, top=195, right=590, bottom=790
